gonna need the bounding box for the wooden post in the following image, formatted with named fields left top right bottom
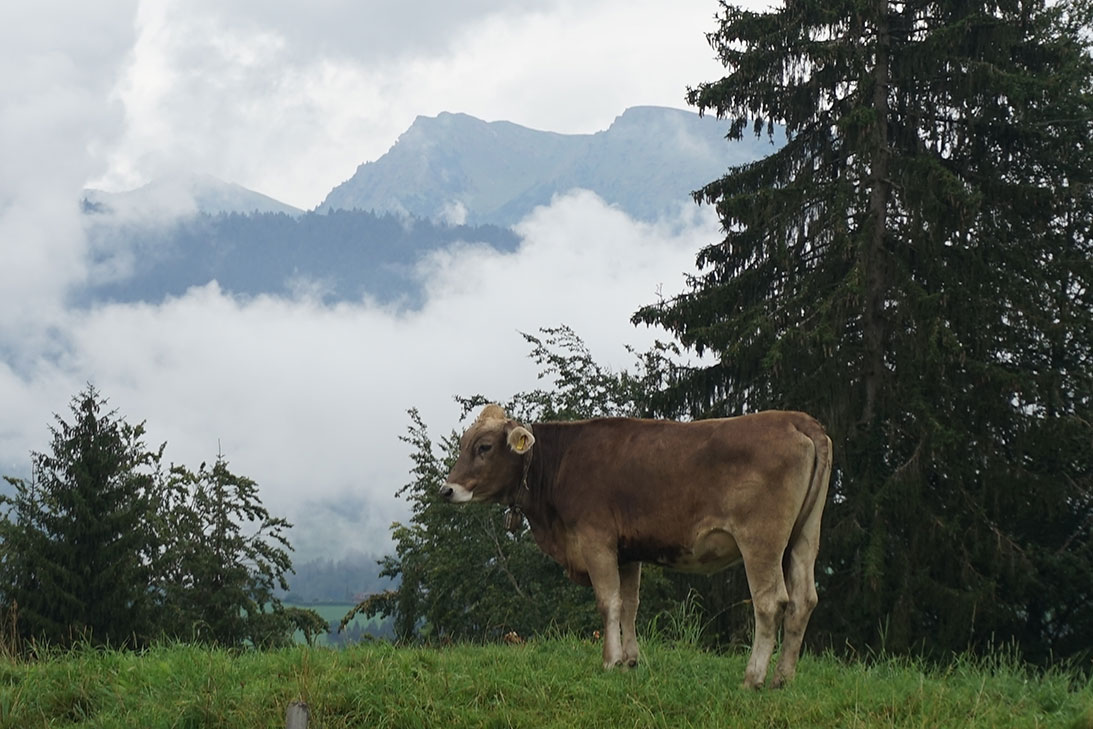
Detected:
left=285, top=700, right=309, bottom=729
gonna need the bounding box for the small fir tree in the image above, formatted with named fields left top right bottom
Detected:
left=0, top=385, right=163, bottom=648
left=1, top=386, right=309, bottom=650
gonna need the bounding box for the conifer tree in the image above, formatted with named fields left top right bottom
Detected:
left=0, top=385, right=163, bottom=647
left=635, top=0, right=1093, bottom=661
left=1, top=388, right=309, bottom=650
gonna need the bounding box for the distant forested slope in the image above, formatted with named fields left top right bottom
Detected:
left=81, top=208, right=520, bottom=306
left=280, top=551, right=393, bottom=605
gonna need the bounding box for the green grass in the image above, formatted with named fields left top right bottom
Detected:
left=1, top=637, right=1089, bottom=728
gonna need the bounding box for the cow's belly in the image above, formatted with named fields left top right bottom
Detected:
left=533, top=529, right=593, bottom=586
left=561, top=546, right=593, bottom=586
left=664, top=528, right=742, bottom=575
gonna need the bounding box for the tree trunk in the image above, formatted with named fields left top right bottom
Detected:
left=861, top=0, right=891, bottom=426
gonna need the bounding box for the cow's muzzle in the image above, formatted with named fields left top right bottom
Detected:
left=439, top=482, right=473, bottom=503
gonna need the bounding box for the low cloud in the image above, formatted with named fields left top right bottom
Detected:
left=0, top=1, right=136, bottom=353
left=0, top=0, right=726, bottom=561
left=1, top=190, right=716, bottom=559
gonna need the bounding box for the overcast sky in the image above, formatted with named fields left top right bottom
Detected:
left=0, top=0, right=752, bottom=561
left=88, top=0, right=738, bottom=210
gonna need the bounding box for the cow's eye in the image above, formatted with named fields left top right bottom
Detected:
left=476, top=443, right=493, bottom=457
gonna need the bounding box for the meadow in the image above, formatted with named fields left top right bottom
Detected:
left=1, top=636, right=1090, bottom=728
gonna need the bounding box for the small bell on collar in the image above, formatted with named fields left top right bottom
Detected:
left=504, top=506, right=524, bottom=533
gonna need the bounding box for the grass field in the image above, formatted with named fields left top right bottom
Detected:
left=1, top=637, right=1090, bottom=728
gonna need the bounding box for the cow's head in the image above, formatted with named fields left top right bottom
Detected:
left=440, top=404, right=535, bottom=504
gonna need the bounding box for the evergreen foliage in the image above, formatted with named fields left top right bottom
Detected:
left=0, top=385, right=163, bottom=648
left=0, top=386, right=312, bottom=650
left=82, top=208, right=520, bottom=306
left=280, top=552, right=391, bottom=605
left=634, top=0, right=1093, bottom=663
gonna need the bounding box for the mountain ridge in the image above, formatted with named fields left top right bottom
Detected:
left=317, top=106, right=778, bottom=226
left=83, top=173, right=304, bottom=220
left=81, top=107, right=781, bottom=227
left=77, top=106, right=782, bottom=307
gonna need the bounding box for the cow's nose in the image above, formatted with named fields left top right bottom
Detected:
left=439, top=485, right=454, bottom=501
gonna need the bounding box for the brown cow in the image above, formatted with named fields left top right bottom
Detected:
left=441, top=404, right=832, bottom=689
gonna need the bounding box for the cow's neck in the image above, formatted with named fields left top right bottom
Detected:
left=508, top=429, right=541, bottom=516
left=502, top=449, right=534, bottom=534
left=508, top=423, right=570, bottom=563
left=510, top=454, right=545, bottom=542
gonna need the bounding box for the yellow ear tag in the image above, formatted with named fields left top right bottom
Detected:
left=518, top=435, right=529, bottom=451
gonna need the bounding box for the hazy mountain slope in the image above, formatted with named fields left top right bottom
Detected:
left=78, top=107, right=781, bottom=308
left=539, top=105, right=778, bottom=223
left=80, top=210, right=519, bottom=306
left=318, top=106, right=780, bottom=226
left=83, top=173, right=304, bottom=219
left=318, top=112, right=580, bottom=224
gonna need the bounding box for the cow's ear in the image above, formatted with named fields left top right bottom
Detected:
left=507, top=425, right=535, bottom=454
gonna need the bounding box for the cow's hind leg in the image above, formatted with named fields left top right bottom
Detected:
left=619, top=561, right=641, bottom=667
left=741, top=550, right=789, bottom=689
left=582, top=541, right=625, bottom=669
left=773, top=433, right=829, bottom=687
left=771, top=539, right=818, bottom=687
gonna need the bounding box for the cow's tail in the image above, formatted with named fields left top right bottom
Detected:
left=790, top=417, right=833, bottom=547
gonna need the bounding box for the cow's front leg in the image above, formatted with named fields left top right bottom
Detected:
left=582, top=542, right=624, bottom=669
left=619, top=561, right=642, bottom=667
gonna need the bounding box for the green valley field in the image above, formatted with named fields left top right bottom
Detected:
left=1, top=638, right=1089, bottom=728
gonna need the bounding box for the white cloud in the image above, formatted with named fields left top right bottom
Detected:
left=440, top=201, right=469, bottom=226
left=0, top=0, right=738, bottom=562
left=0, top=1, right=136, bottom=361
left=1, top=191, right=714, bottom=558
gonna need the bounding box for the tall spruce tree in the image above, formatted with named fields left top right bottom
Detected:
left=0, top=385, right=163, bottom=648
left=635, top=0, right=1093, bottom=662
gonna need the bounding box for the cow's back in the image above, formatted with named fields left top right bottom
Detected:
left=527, top=411, right=823, bottom=571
